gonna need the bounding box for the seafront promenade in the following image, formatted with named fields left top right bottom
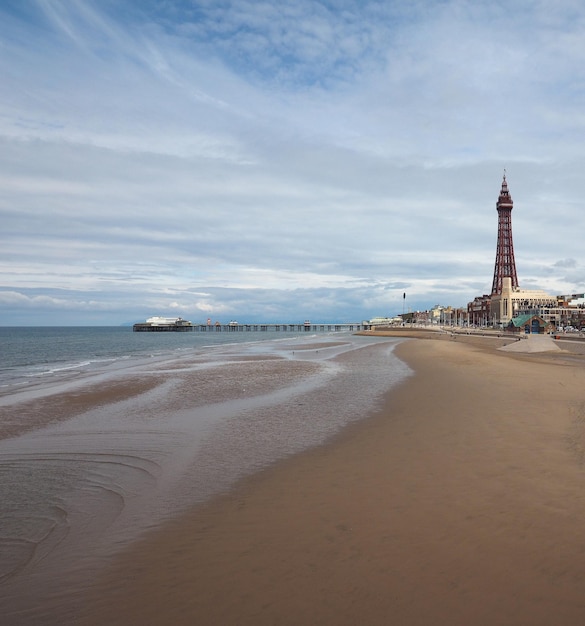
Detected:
left=359, top=324, right=585, bottom=354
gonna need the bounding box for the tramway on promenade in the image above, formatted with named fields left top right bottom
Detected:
left=133, top=317, right=371, bottom=333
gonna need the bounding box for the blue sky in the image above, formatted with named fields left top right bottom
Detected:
left=1, top=0, right=584, bottom=325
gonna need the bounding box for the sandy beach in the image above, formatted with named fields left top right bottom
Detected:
left=1, top=334, right=409, bottom=623
left=73, top=333, right=585, bottom=626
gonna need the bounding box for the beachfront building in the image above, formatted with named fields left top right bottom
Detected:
left=507, top=313, right=551, bottom=334
left=549, top=294, right=585, bottom=330
left=516, top=294, right=585, bottom=331
left=471, top=287, right=585, bottom=330
left=490, top=277, right=557, bottom=326
left=428, top=304, right=446, bottom=324
left=468, top=294, right=492, bottom=327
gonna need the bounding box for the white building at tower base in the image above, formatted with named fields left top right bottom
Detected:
left=490, top=277, right=557, bottom=325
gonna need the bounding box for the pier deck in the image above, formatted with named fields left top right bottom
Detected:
left=134, top=322, right=371, bottom=333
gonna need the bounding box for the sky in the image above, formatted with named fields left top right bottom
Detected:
left=1, top=0, right=584, bottom=326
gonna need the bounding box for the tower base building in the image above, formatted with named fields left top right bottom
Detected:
left=490, top=277, right=557, bottom=325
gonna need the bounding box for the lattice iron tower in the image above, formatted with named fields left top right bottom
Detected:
left=491, top=172, right=519, bottom=295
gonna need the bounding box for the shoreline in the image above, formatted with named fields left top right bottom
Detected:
left=1, top=335, right=410, bottom=623
left=77, top=336, right=585, bottom=625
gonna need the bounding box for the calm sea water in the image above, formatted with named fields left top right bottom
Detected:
left=0, top=326, right=316, bottom=393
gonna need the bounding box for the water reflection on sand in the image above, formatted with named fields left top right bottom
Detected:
left=0, top=334, right=410, bottom=622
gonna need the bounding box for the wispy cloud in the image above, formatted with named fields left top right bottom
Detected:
left=0, top=0, right=584, bottom=324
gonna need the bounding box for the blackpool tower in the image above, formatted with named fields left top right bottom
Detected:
left=491, top=172, right=519, bottom=295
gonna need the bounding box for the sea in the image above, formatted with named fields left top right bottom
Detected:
left=0, top=326, right=297, bottom=393
left=0, top=326, right=411, bottom=623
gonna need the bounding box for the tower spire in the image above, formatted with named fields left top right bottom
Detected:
left=491, top=172, right=519, bottom=295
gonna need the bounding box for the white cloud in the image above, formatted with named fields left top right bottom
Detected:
left=0, top=0, right=584, bottom=324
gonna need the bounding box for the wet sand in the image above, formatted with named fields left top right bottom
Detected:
left=78, top=336, right=585, bottom=625
left=0, top=377, right=159, bottom=440
left=2, top=336, right=411, bottom=623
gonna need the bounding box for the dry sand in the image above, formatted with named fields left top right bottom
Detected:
left=79, top=336, right=585, bottom=625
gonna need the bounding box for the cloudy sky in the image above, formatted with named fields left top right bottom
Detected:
left=1, top=0, right=584, bottom=325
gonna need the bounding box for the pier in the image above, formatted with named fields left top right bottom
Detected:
left=134, top=321, right=371, bottom=332
left=193, top=322, right=370, bottom=332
